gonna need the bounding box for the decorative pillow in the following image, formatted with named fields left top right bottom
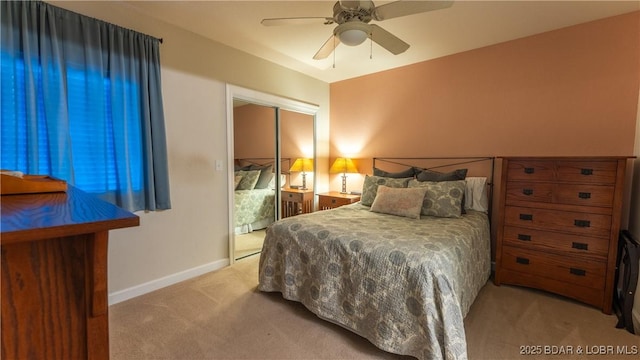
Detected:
left=416, top=168, right=467, bottom=182
left=251, top=164, right=274, bottom=189
left=234, top=175, right=243, bottom=189
left=408, top=179, right=465, bottom=218
left=464, top=177, right=489, bottom=212
left=235, top=170, right=261, bottom=190
left=370, top=186, right=428, bottom=219
left=268, top=174, right=287, bottom=189
left=360, top=175, right=412, bottom=206
left=373, top=166, right=416, bottom=178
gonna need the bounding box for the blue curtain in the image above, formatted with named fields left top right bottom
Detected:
left=1, top=1, right=171, bottom=211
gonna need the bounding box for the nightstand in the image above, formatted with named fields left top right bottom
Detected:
left=318, top=191, right=361, bottom=210
left=281, top=188, right=314, bottom=218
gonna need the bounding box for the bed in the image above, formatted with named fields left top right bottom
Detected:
left=258, top=157, right=494, bottom=360
left=234, top=158, right=289, bottom=234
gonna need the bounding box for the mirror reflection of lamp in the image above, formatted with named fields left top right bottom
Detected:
left=289, top=158, right=314, bottom=190
left=329, top=158, right=359, bottom=194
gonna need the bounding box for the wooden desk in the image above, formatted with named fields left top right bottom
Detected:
left=281, top=188, right=314, bottom=218
left=1, top=186, right=139, bottom=360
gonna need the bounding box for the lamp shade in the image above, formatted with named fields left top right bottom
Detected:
left=290, top=158, right=314, bottom=172
left=329, top=158, right=358, bottom=174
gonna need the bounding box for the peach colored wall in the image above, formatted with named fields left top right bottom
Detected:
left=330, top=11, right=640, bottom=258
left=233, top=103, right=314, bottom=186
left=233, top=104, right=276, bottom=160
left=330, top=11, right=639, bottom=167
left=330, top=12, right=640, bottom=211
left=234, top=104, right=313, bottom=158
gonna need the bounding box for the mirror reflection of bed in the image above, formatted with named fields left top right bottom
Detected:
left=233, top=157, right=290, bottom=260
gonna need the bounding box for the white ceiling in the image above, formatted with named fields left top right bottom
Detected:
left=120, top=1, right=638, bottom=83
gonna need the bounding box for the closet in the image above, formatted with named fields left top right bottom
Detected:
left=227, top=85, right=317, bottom=262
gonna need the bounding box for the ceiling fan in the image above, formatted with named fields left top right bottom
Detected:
left=261, top=1, right=454, bottom=60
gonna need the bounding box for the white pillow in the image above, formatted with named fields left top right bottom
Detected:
left=464, top=177, right=489, bottom=212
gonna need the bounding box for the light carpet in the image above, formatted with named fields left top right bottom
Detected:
left=109, top=255, right=639, bottom=359
left=234, top=230, right=266, bottom=260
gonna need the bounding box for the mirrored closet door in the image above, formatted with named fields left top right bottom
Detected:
left=232, top=101, right=277, bottom=260
left=228, top=85, right=317, bottom=262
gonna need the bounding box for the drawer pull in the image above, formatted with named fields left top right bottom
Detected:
left=570, top=268, right=586, bottom=276
left=517, top=234, right=532, bottom=241
left=578, top=192, right=591, bottom=199
left=581, top=168, right=594, bottom=176
left=522, top=189, right=534, bottom=196
left=574, top=220, right=591, bottom=228
left=519, top=214, right=533, bottom=221
left=331, top=199, right=337, bottom=204
left=524, top=167, right=535, bottom=174
left=572, top=242, right=589, bottom=250
left=516, top=257, right=530, bottom=265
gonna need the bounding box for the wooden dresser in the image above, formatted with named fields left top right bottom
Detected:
left=494, top=157, right=630, bottom=314
left=1, top=186, right=139, bottom=359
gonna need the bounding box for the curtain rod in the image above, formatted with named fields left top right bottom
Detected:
left=44, top=2, right=164, bottom=45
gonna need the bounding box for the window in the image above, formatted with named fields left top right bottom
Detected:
left=1, top=0, right=171, bottom=211
left=1, top=52, right=143, bottom=194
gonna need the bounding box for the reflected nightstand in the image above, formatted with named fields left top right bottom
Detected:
left=281, top=188, right=314, bottom=218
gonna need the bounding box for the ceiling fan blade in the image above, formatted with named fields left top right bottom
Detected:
left=369, top=24, right=409, bottom=55
left=261, top=17, right=334, bottom=26
left=372, top=0, right=454, bottom=21
left=313, top=35, right=341, bottom=60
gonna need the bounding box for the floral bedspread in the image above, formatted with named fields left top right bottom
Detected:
left=234, top=189, right=275, bottom=233
left=258, top=203, right=490, bottom=360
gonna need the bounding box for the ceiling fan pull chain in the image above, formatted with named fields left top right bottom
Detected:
left=370, top=35, right=373, bottom=59
left=333, top=36, right=336, bottom=68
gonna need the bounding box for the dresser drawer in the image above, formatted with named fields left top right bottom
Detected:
left=506, top=182, right=614, bottom=207
left=501, top=246, right=606, bottom=290
left=504, top=206, right=612, bottom=238
left=503, top=225, right=609, bottom=259
left=554, top=183, right=614, bottom=207
left=556, top=161, right=618, bottom=184
left=507, top=161, right=555, bottom=182
left=506, top=182, right=553, bottom=203
left=319, top=196, right=353, bottom=208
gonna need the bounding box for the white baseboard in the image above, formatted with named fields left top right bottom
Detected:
left=108, top=258, right=230, bottom=306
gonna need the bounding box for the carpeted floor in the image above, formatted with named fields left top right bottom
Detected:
left=109, top=254, right=640, bottom=359
left=234, top=230, right=266, bottom=260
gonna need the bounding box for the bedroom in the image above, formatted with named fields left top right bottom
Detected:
left=2, top=1, right=639, bottom=359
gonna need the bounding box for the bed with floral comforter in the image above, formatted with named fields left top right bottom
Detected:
left=258, top=203, right=490, bottom=360
left=234, top=188, right=275, bottom=234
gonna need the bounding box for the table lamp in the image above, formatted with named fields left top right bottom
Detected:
left=329, top=158, right=358, bottom=194
left=289, top=158, right=314, bottom=190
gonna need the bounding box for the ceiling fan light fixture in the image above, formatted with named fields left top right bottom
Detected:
left=335, top=22, right=370, bottom=46
left=340, top=29, right=368, bottom=46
